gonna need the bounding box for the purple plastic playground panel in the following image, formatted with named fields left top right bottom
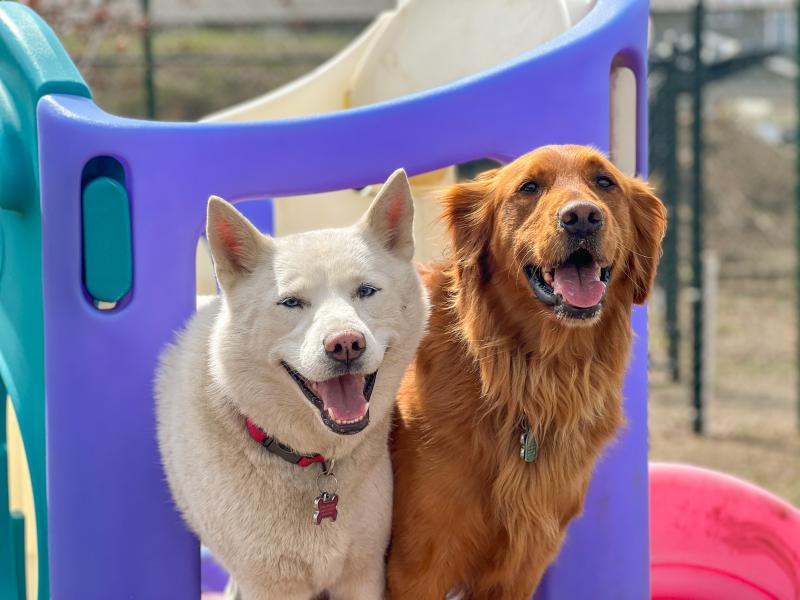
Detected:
left=38, top=0, right=649, bottom=597
left=201, top=546, right=229, bottom=593
left=536, top=306, right=650, bottom=597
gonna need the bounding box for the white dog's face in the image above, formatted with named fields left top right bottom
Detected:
left=206, top=171, right=428, bottom=452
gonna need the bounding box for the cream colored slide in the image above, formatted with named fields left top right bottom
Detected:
left=196, top=0, right=599, bottom=294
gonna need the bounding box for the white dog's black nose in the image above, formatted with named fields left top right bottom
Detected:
left=324, top=331, right=366, bottom=363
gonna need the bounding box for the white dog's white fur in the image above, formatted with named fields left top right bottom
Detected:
left=156, top=170, right=429, bottom=600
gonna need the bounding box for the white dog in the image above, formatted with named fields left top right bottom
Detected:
left=156, top=170, right=429, bottom=600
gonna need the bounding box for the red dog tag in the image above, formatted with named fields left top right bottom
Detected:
left=313, top=493, right=338, bottom=524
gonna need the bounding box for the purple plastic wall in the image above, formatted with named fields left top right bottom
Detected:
left=38, top=0, right=651, bottom=597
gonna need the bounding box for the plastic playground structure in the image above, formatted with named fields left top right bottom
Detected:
left=0, top=0, right=797, bottom=598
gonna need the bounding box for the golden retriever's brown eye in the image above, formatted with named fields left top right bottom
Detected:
left=596, top=176, right=615, bottom=189
left=518, top=181, right=539, bottom=194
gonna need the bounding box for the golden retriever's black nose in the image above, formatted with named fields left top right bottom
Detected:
left=324, top=331, right=366, bottom=363
left=559, top=201, right=603, bottom=238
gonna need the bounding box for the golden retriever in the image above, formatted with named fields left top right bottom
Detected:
left=387, top=145, right=666, bottom=599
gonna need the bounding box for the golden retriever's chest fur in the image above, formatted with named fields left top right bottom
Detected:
left=390, top=272, right=628, bottom=598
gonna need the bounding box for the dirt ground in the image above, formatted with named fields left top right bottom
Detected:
left=649, top=289, right=800, bottom=507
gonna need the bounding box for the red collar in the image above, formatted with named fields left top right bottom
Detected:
left=245, top=417, right=326, bottom=468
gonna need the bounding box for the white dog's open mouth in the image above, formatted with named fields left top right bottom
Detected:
left=281, top=362, right=377, bottom=435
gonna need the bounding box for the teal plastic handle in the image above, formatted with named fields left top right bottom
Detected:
left=82, top=176, right=133, bottom=304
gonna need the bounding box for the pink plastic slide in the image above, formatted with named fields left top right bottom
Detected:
left=651, top=462, right=800, bottom=600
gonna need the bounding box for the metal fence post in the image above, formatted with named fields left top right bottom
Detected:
left=691, top=0, right=706, bottom=435
left=141, top=0, right=156, bottom=119
left=662, top=52, right=682, bottom=384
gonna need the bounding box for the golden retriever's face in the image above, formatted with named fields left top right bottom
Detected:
left=444, top=145, right=667, bottom=325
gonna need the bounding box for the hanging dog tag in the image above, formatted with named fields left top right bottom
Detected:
left=520, top=425, right=538, bottom=463
left=313, top=461, right=339, bottom=524
left=313, top=492, right=339, bottom=524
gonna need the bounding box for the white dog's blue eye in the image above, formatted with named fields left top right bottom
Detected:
left=357, top=285, right=379, bottom=299
left=279, top=297, right=303, bottom=308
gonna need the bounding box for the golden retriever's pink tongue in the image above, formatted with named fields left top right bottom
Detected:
left=553, top=262, right=605, bottom=308
left=316, top=374, right=368, bottom=421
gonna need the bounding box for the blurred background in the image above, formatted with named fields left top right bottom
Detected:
left=6, top=0, right=800, bottom=594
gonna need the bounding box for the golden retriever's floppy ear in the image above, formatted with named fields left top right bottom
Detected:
left=359, top=168, right=415, bottom=261
left=440, top=168, right=498, bottom=285
left=207, top=196, right=272, bottom=292
left=626, top=180, right=667, bottom=304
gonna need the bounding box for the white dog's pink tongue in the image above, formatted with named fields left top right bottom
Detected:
left=553, top=262, right=605, bottom=308
left=316, top=374, right=368, bottom=422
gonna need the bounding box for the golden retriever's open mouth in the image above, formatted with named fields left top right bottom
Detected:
left=524, top=248, right=612, bottom=320
left=281, top=361, right=377, bottom=435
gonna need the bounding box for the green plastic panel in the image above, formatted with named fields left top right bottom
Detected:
left=10, top=513, right=24, bottom=600
left=82, top=176, right=133, bottom=303
left=0, top=3, right=91, bottom=599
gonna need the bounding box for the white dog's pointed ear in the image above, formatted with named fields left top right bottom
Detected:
left=206, top=196, right=272, bottom=291
left=359, top=169, right=415, bottom=261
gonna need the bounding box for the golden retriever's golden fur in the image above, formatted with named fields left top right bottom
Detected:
left=387, top=146, right=666, bottom=599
